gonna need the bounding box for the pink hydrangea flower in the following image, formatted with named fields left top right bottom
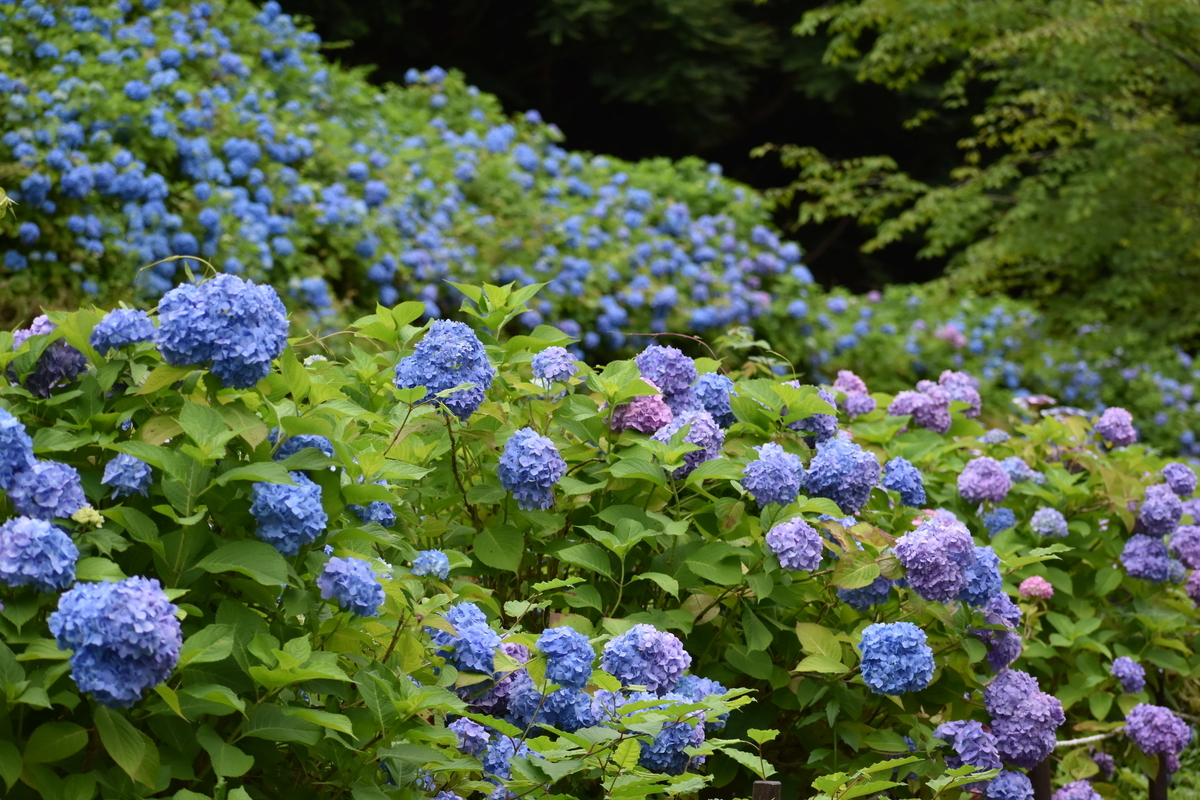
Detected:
left=1018, top=575, right=1054, bottom=599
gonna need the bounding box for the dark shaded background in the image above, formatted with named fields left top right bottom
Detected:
left=278, top=0, right=973, bottom=291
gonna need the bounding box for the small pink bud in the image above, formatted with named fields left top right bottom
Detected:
left=1018, top=575, right=1054, bottom=599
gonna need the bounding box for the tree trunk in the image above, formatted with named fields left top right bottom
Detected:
left=1149, top=755, right=1169, bottom=800
left=1031, top=758, right=1053, bottom=800
left=752, top=780, right=782, bottom=800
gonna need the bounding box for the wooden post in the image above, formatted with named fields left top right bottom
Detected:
left=753, top=780, right=782, bottom=800
left=1030, top=758, right=1052, bottom=800
left=1148, top=755, right=1169, bottom=800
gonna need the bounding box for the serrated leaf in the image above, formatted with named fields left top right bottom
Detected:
left=474, top=526, right=523, bottom=573
left=795, top=655, right=847, bottom=674
left=95, top=706, right=159, bottom=787
left=795, top=623, right=842, bottom=661
left=194, top=542, right=288, bottom=586
left=722, top=747, right=776, bottom=778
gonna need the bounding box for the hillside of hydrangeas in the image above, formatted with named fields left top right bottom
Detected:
left=4, top=0, right=1200, bottom=459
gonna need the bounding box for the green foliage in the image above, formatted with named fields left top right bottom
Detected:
left=770, top=0, right=1200, bottom=347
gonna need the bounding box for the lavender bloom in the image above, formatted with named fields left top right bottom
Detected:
left=765, top=518, right=823, bottom=571
left=1030, top=507, right=1069, bottom=538
left=531, top=346, right=577, bottom=383
left=843, top=392, right=877, bottom=417
left=933, top=719, right=1002, bottom=770
left=1001, top=457, right=1045, bottom=485
left=804, top=435, right=880, bottom=515
left=939, top=370, right=983, bottom=418
left=742, top=443, right=804, bottom=508
left=984, top=771, right=1033, bottom=800
left=1170, top=525, right=1200, bottom=569
left=449, top=718, right=490, bottom=756
left=980, top=429, right=1012, bottom=445
left=635, top=345, right=697, bottom=400
left=1125, top=704, right=1190, bottom=768
left=652, top=411, right=725, bottom=478
left=894, top=511, right=975, bottom=601
left=976, top=593, right=1023, bottom=672
left=959, top=457, right=1012, bottom=504
left=600, top=624, right=690, bottom=694
left=832, top=370, right=868, bottom=395
left=1091, top=751, right=1115, bottom=779
left=857, top=621, right=934, bottom=695
left=1163, top=463, right=1198, bottom=497
left=1122, top=535, right=1172, bottom=583
left=1188, top=571, right=1200, bottom=607
left=888, top=384, right=952, bottom=434
left=1051, top=781, right=1102, bottom=800
left=987, top=671, right=1064, bottom=768
left=1095, top=407, right=1137, bottom=447
left=611, top=377, right=674, bottom=434
left=1111, top=657, right=1146, bottom=693
left=882, top=457, right=925, bottom=507
left=13, top=315, right=88, bottom=397
left=957, top=546, right=1003, bottom=607
left=1139, top=484, right=1183, bottom=536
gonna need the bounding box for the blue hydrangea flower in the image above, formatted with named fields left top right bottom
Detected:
left=101, top=453, right=152, bottom=498
left=449, top=718, right=490, bottom=756
left=857, top=621, right=934, bottom=695
left=985, top=771, right=1033, bottom=800
left=0, top=516, right=78, bottom=592
left=652, top=410, right=725, bottom=478
left=933, top=719, right=1002, bottom=770
left=498, top=428, right=567, bottom=511
left=8, top=461, right=86, bottom=520
left=894, top=511, right=976, bottom=601
left=1123, top=534, right=1171, bottom=582
left=0, top=407, right=36, bottom=490
left=13, top=315, right=89, bottom=397
left=1163, top=463, right=1197, bottom=498
left=635, top=345, right=697, bottom=399
left=693, top=373, right=736, bottom=428
left=600, top=624, right=691, bottom=693
left=49, top=576, right=182, bottom=708
left=412, top=550, right=451, bottom=580
left=882, top=457, right=925, bottom=506
left=838, top=577, right=894, bottom=610
left=980, top=429, right=1012, bottom=445
left=742, top=443, right=804, bottom=508
left=156, top=275, right=289, bottom=389
left=430, top=602, right=501, bottom=674
left=482, top=734, right=532, bottom=779
left=999, top=457, right=1044, bottom=485
left=349, top=500, right=396, bottom=527
left=804, top=435, right=880, bottom=514
left=1030, top=507, right=1069, bottom=538
left=984, top=507, right=1018, bottom=537
left=1139, top=484, right=1183, bottom=536
left=318, top=555, right=385, bottom=617
left=959, top=457, right=1012, bottom=504
left=1095, top=407, right=1137, bottom=447
left=634, top=695, right=705, bottom=775
left=272, top=434, right=334, bottom=461
left=531, top=346, right=577, bottom=383
left=1111, top=656, right=1146, bottom=693
left=250, top=471, right=327, bottom=556
left=90, top=309, right=156, bottom=355
left=957, top=546, right=1003, bottom=607
left=674, top=674, right=729, bottom=729
left=765, top=518, right=823, bottom=571
left=788, top=385, right=839, bottom=444
left=538, top=626, right=595, bottom=689
left=395, top=320, right=496, bottom=421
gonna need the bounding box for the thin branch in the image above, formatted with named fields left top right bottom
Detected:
left=1132, top=23, right=1200, bottom=81
left=443, top=413, right=481, bottom=527
left=1055, top=728, right=1124, bottom=748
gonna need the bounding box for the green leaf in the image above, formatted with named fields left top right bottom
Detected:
left=243, top=705, right=322, bottom=745
left=556, top=543, right=613, bottom=579
left=747, top=728, right=779, bottom=745
left=94, top=706, right=160, bottom=787
left=214, top=461, right=296, bottom=486
left=196, top=724, right=254, bottom=777
left=194, top=542, right=289, bottom=586
left=722, top=747, right=777, bottom=779
left=742, top=608, right=774, bottom=651
left=831, top=552, right=881, bottom=590
left=864, top=731, right=914, bottom=752
left=685, top=459, right=747, bottom=484
left=137, top=364, right=195, bottom=394
left=0, top=740, right=20, bottom=790
left=632, top=572, right=679, bottom=596
left=178, top=624, right=236, bottom=668
left=280, top=348, right=311, bottom=403
left=24, top=722, right=88, bottom=763
left=474, top=526, right=524, bottom=572
left=1094, top=567, right=1123, bottom=596
left=179, top=401, right=232, bottom=449
left=285, top=708, right=355, bottom=735
left=683, top=542, right=743, bottom=585
left=74, top=557, right=126, bottom=582
left=795, top=655, right=848, bottom=674
left=795, top=623, right=842, bottom=661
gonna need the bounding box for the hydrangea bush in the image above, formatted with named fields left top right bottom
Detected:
left=0, top=278, right=1194, bottom=800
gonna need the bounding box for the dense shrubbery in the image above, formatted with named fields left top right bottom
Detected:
left=0, top=277, right=1196, bottom=799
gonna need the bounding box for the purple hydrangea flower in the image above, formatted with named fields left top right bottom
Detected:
left=0, top=408, right=35, bottom=490
left=49, top=576, right=182, bottom=708
left=250, top=471, right=328, bottom=556
left=985, top=770, right=1033, bottom=800
left=1122, top=535, right=1172, bottom=583
left=8, top=461, right=86, bottom=520
left=1091, top=751, right=1115, bottom=779
left=1095, top=407, right=1137, bottom=447
left=0, top=516, right=78, bottom=592
left=498, top=428, right=567, bottom=511
left=985, top=669, right=1039, bottom=716
left=90, top=309, right=156, bottom=355
left=1169, top=525, right=1200, bottom=569
left=939, top=370, right=982, bottom=418
left=894, top=511, right=975, bottom=601
left=888, top=384, right=952, bottom=434
left=1188, top=571, right=1200, bottom=607
left=958, top=546, right=1003, bottom=607
left=430, top=602, right=501, bottom=674
left=318, top=555, right=385, bottom=617
left=693, top=373, right=735, bottom=428
left=742, top=443, right=804, bottom=507
left=1051, top=781, right=1101, bottom=800
left=1111, top=656, right=1146, bottom=693
left=976, top=593, right=1023, bottom=672
left=1000, top=457, right=1045, bottom=485
left=531, top=346, right=577, bottom=383
left=838, top=576, right=895, bottom=611
left=101, top=453, right=152, bottom=498
left=959, top=457, right=1012, bottom=504
left=13, top=315, right=88, bottom=397
left=1162, top=463, right=1197, bottom=497
left=833, top=370, right=868, bottom=395
left=611, top=378, right=674, bottom=434
left=986, top=670, right=1064, bottom=768
left=882, top=457, right=925, bottom=507
left=766, top=518, right=823, bottom=571
left=857, top=621, right=934, bottom=695
left=394, top=320, right=496, bottom=421
left=984, top=507, right=1018, bottom=537
left=449, top=718, right=490, bottom=756
left=933, top=719, right=1002, bottom=770
left=538, top=626, right=595, bottom=689
left=156, top=275, right=288, bottom=389
left=804, top=435, right=880, bottom=515
left=844, top=392, right=877, bottom=417
left=412, top=550, right=451, bottom=580
left=789, top=385, right=839, bottom=444
left=980, top=429, right=1012, bottom=445
left=635, top=345, right=697, bottom=400
left=600, top=624, right=691, bottom=694
left=1125, top=704, right=1190, bottom=767
left=652, top=411, right=725, bottom=478
left=462, top=642, right=529, bottom=716
left=1031, top=507, right=1069, bottom=538
left=1139, top=484, right=1183, bottom=536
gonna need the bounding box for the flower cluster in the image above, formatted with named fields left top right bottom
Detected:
left=1095, top=407, right=1137, bottom=447
left=610, top=379, right=674, bottom=433
left=531, top=346, right=577, bottom=384
left=1051, top=782, right=1102, bottom=800
left=430, top=602, right=502, bottom=674
left=857, top=621, right=934, bottom=695
left=317, top=555, right=385, bottom=617
left=395, top=321, right=496, bottom=421
left=1017, top=575, right=1054, bottom=599
left=497, top=428, right=567, bottom=511
left=881, top=457, right=925, bottom=507
left=652, top=411, right=725, bottom=478
left=804, top=435, right=880, bottom=514
left=1111, top=656, right=1145, bottom=693
left=958, top=457, right=1012, bottom=504
left=742, top=443, right=804, bottom=508
left=985, top=669, right=1064, bottom=768
left=8, top=460, right=87, bottom=520
left=635, top=346, right=698, bottom=409
left=933, top=719, right=1001, bottom=770
left=894, top=511, right=975, bottom=602
left=13, top=315, right=89, bottom=397
left=101, top=453, right=152, bottom=498
left=1139, top=484, right=1182, bottom=536
left=1124, top=704, right=1190, bottom=770
left=90, top=308, right=156, bottom=355
left=538, top=626, right=595, bottom=689
left=765, top=518, right=824, bottom=572
left=250, top=471, right=328, bottom=556
left=0, top=516, right=78, bottom=592
left=600, top=624, right=691, bottom=693
left=1162, top=462, right=1197, bottom=497
left=1030, top=507, right=1069, bottom=538
left=412, top=549, right=451, bottom=580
